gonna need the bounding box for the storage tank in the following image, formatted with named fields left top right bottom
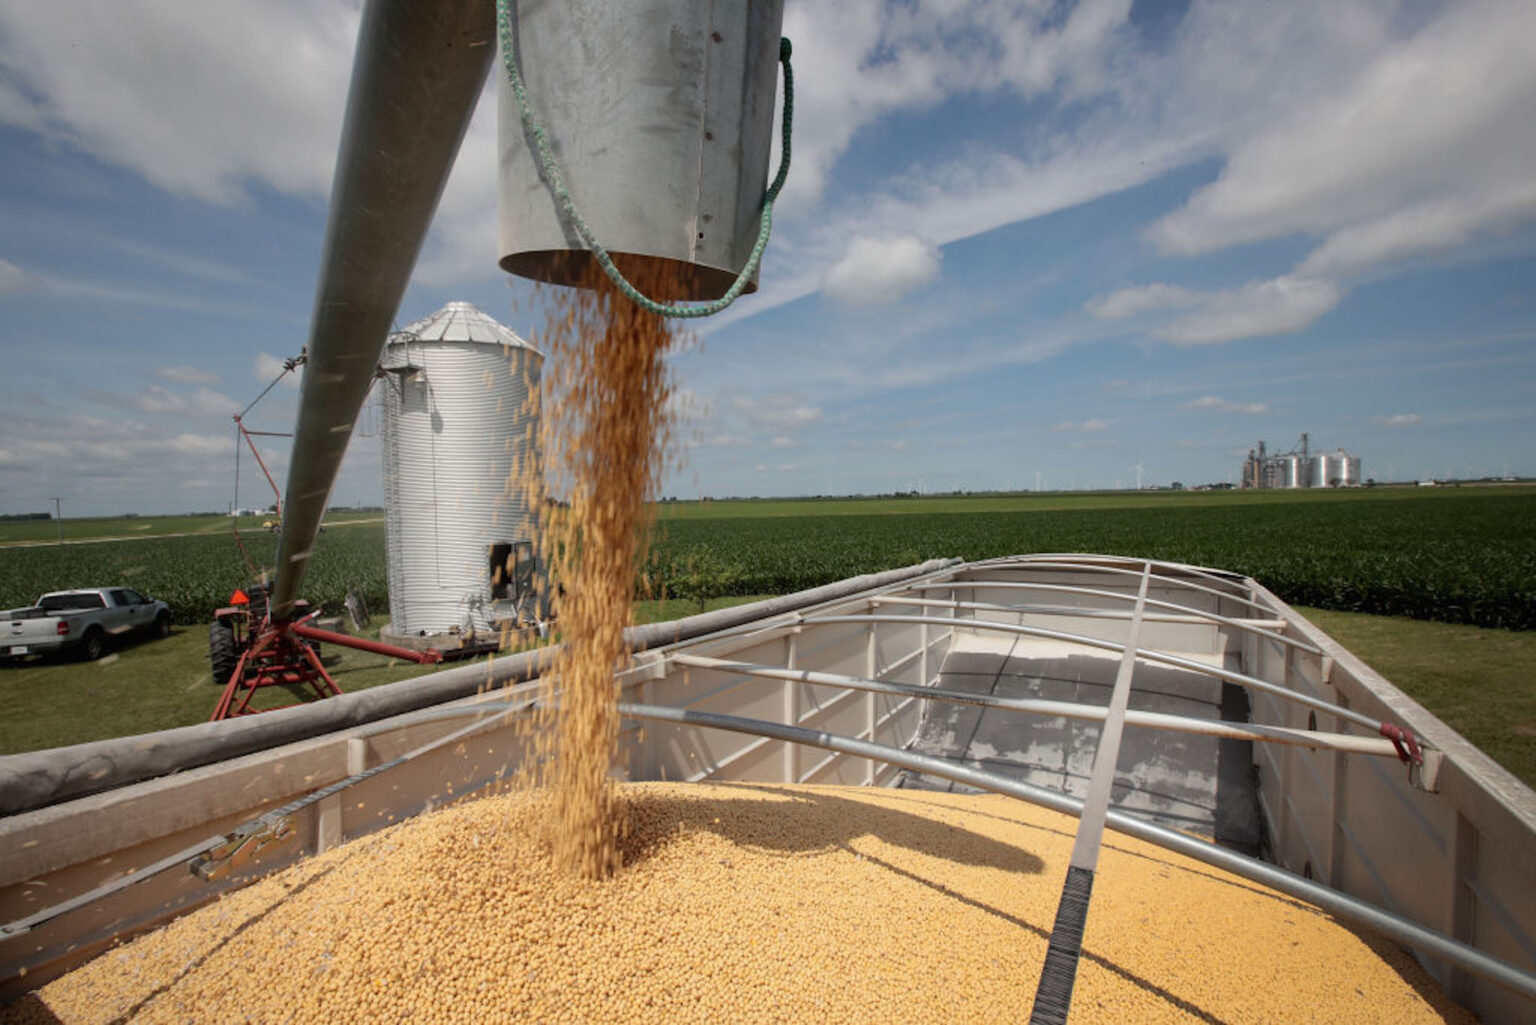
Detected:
left=1310, top=453, right=1335, bottom=489
left=1311, top=450, right=1363, bottom=487
left=1279, top=453, right=1305, bottom=489
left=379, top=302, right=543, bottom=638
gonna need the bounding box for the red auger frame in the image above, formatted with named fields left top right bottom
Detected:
left=209, top=590, right=442, bottom=721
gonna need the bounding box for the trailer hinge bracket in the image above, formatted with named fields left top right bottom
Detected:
left=190, top=813, right=296, bottom=881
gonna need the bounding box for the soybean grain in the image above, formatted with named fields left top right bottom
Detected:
left=8, top=783, right=1475, bottom=1025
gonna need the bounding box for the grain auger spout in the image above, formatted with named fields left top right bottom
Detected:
left=215, top=0, right=790, bottom=718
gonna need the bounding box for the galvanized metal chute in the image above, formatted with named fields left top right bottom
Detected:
left=496, top=0, right=788, bottom=302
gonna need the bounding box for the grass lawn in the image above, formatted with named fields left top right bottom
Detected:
left=0, top=626, right=443, bottom=753
left=1295, top=607, right=1536, bottom=788
left=0, top=595, right=775, bottom=756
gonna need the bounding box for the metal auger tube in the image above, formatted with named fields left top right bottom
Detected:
left=271, top=0, right=496, bottom=620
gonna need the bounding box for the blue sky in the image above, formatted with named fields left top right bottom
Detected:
left=1, top=0, right=1533, bottom=516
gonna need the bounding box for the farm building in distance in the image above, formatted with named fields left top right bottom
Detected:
left=1242, top=434, right=1362, bottom=489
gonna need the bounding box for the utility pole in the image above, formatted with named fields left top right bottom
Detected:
left=52, top=497, right=62, bottom=545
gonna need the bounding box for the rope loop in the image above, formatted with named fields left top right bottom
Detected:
left=496, top=0, right=793, bottom=318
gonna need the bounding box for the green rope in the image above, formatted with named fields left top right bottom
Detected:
left=495, top=0, right=792, bottom=318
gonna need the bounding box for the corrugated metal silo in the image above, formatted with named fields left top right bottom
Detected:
left=1279, top=453, right=1305, bottom=489
left=1340, top=453, right=1362, bottom=486
left=379, top=302, right=543, bottom=637
left=1310, top=453, right=1334, bottom=489
left=1315, top=449, right=1362, bottom=487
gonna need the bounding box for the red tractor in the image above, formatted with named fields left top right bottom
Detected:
left=208, top=582, right=440, bottom=721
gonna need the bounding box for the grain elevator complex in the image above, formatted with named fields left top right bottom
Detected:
left=1242, top=434, right=1361, bottom=489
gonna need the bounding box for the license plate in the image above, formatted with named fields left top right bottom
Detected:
left=4, top=645, right=27, bottom=655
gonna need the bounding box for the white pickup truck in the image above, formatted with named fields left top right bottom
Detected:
left=1, top=588, right=172, bottom=662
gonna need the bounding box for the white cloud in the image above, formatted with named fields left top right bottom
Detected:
left=171, top=432, right=234, bottom=455
left=1086, top=283, right=1197, bottom=320
left=1148, top=0, right=1536, bottom=260
left=753, top=0, right=1536, bottom=352
left=1373, top=413, right=1422, bottom=426
left=768, top=436, right=798, bottom=449
left=255, top=352, right=304, bottom=388
left=1297, top=182, right=1536, bottom=280
left=1181, top=395, right=1268, bottom=414
left=705, top=434, right=753, bottom=448
left=1086, top=274, right=1343, bottom=346
left=0, top=3, right=357, bottom=204
left=0, top=258, right=29, bottom=294
left=732, top=395, right=822, bottom=429
left=820, top=234, right=941, bottom=306
left=1158, top=276, right=1342, bottom=346
left=1052, top=419, right=1109, bottom=433
left=13, top=267, right=287, bottom=318
left=1106, top=0, right=1536, bottom=348
left=664, top=387, right=711, bottom=422
left=159, top=365, right=220, bottom=385
left=5, top=0, right=1530, bottom=358
left=0, top=410, right=251, bottom=510
left=411, top=80, right=500, bottom=286
left=775, top=0, right=1134, bottom=210
left=136, top=385, right=238, bottom=418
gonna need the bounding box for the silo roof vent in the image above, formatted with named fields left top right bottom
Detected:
left=395, top=301, right=539, bottom=353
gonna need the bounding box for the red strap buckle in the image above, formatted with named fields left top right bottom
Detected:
left=1380, top=722, right=1422, bottom=765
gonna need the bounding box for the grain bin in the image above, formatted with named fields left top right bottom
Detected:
left=497, top=0, right=786, bottom=300
left=1312, top=449, right=1362, bottom=487
left=1309, top=452, right=1329, bottom=489
left=1278, top=453, right=1305, bottom=489
left=379, top=302, right=542, bottom=640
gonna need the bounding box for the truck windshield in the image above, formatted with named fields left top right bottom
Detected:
left=39, top=593, right=106, bottom=612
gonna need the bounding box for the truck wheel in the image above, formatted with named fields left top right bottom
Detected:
left=209, top=620, right=240, bottom=686
left=153, top=611, right=172, bottom=639
left=80, top=627, right=106, bottom=662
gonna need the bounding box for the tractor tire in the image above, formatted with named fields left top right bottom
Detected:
left=209, top=619, right=240, bottom=686
left=79, top=627, right=106, bottom=662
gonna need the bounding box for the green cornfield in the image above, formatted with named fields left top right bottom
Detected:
left=0, top=528, right=388, bottom=626
left=2, top=488, right=1532, bottom=630
left=646, top=489, right=1536, bottom=630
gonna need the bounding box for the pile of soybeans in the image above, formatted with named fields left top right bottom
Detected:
left=6, top=782, right=1471, bottom=1024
